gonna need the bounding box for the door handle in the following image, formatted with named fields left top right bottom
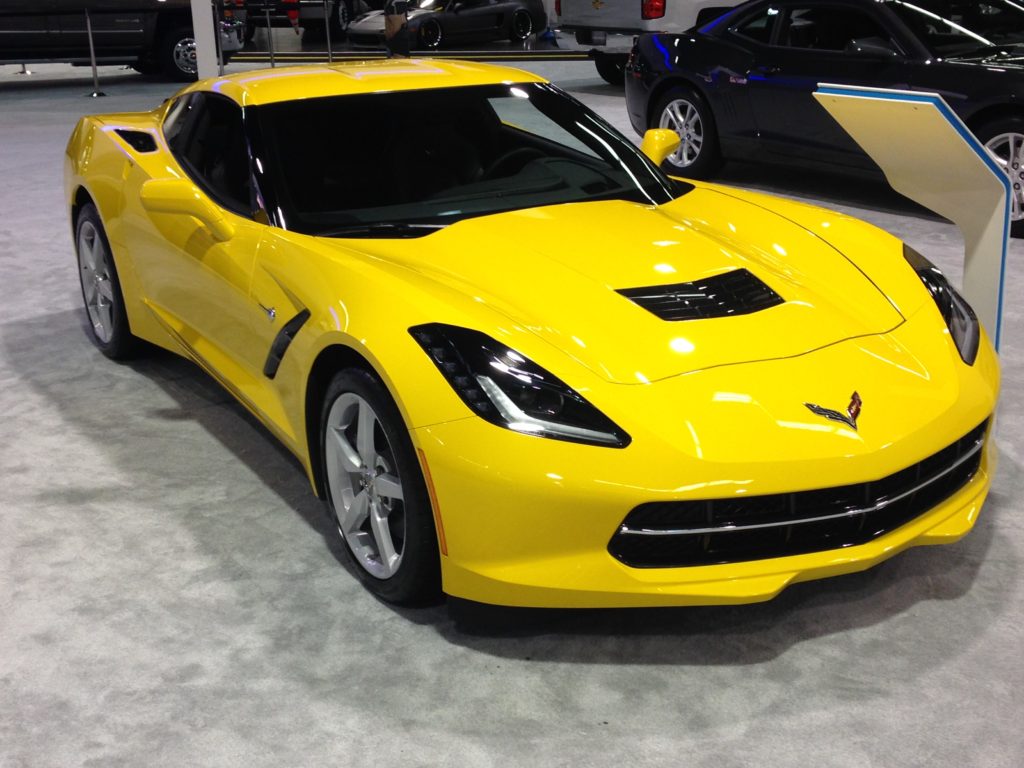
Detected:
left=750, top=64, right=781, bottom=77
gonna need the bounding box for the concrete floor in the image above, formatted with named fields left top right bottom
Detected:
left=1, top=61, right=1022, bottom=768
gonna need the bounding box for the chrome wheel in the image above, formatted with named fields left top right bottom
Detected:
left=984, top=131, right=1024, bottom=221
left=420, top=20, right=441, bottom=49
left=172, top=36, right=198, bottom=76
left=77, top=220, right=115, bottom=344
left=659, top=97, right=704, bottom=168
left=324, top=392, right=406, bottom=579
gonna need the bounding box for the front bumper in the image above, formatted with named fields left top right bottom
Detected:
left=410, top=315, right=999, bottom=608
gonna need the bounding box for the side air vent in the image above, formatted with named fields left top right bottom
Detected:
left=115, top=129, right=157, bottom=153
left=617, top=268, right=783, bottom=321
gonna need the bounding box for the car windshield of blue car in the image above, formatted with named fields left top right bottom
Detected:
left=252, top=83, right=690, bottom=238
left=887, top=0, right=1024, bottom=57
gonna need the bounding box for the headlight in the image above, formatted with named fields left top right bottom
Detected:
left=903, top=244, right=979, bottom=365
left=410, top=324, right=631, bottom=448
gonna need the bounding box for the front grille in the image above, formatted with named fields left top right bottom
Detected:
left=616, top=268, right=783, bottom=321
left=609, top=420, right=988, bottom=568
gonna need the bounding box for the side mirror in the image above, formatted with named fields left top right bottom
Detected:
left=139, top=178, right=235, bottom=242
left=640, top=128, right=681, bottom=168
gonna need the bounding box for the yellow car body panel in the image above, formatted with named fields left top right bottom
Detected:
left=64, top=60, right=1000, bottom=608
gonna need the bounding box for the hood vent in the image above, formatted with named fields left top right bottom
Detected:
left=617, top=268, right=783, bottom=321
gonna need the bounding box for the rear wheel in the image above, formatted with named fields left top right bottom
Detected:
left=977, top=115, right=1024, bottom=237
left=159, top=26, right=199, bottom=81
left=653, top=86, right=721, bottom=179
left=509, top=9, right=532, bottom=42
left=594, top=53, right=627, bottom=86
left=418, top=18, right=442, bottom=49
left=75, top=204, right=139, bottom=360
left=320, top=369, right=441, bottom=605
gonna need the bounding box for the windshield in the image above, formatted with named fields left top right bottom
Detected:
left=253, top=83, right=688, bottom=237
left=887, top=0, right=1024, bottom=56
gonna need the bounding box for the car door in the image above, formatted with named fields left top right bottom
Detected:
left=0, top=0, right=56, bottom=60
left=732, top=1, right=911, bottom=168
left=52, top=0, right=148, bottom=59
left=126, top=92, right=272, bottom=406
left=449, top=0, right=500, bottom=39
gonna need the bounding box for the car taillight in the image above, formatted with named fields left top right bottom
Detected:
left=555, top=0, right=561, bottom=16
left=641, top=0, right=665, bottom=20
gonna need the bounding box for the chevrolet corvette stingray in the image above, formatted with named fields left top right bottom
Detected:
left=65, top=60, right=999, bottom=608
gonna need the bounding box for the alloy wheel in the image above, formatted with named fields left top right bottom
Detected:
left=324, top=392, right=407, bottom=579
left=659, top=98, right=704, bottom=168
left=77, top=220, right=115, bottom=344
left=984, top=131, right=1024, bottom=221
left=512, top=10, right=532, bottom=41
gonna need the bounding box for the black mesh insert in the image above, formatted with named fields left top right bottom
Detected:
left=617, top=268, right=783, bottom=321
left=608, top=420, right=988, bottom=568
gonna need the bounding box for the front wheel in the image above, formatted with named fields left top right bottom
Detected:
left=653, top=86, right=721, bottom=179
left=509, top=9, right=532, bottom=42
left=320, top=369, right=442, bottom=605
left=977, top=115, right=1024, bottom=238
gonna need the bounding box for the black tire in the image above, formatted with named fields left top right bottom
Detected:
left=74, top=203, right=140, bottom=360
left=652, top=85, right=721, bottom=179
left=973, top=115, right=1024, bottom=238
left=509, top=9, right=532, bottom=42
left=320, top=368, right=442, bottom=605
left=159, top=25, right=199, bottom=82
left=418, top=18, right=442, bottom=50
left=594, top=52, right=627, bottom=86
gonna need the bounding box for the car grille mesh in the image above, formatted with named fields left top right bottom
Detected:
left=616, top=268, right=783, bottom=321
left=608, top=420, right=988, bottom=568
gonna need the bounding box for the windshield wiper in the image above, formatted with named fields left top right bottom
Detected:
left=315, top=222, right=448, bottom=239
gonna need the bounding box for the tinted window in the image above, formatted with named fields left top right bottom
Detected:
left=781, top=7, right=893, bottom=51
left=733, top=6, right=781, bottom=43
left=165, top=92, right=252, bottom=215
left=253, top=83, right=688, bottom=238
left=886, top=0, right=1024, bottom=56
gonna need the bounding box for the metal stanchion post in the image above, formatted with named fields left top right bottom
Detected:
left=15, top=63, right=33, bottom=76
left=84, top=10, right=106, bottom=97
left=265, top=8, right=276, bottom=67
left=212, top=0, right=225, bottom=75
left=323, top=0, right=334, bottom=63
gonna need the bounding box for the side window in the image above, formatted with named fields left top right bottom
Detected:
left=732, top=6, right=781, bottom=44
left=164, top=92, right=252, bottom=216
left=780, top=7, right=895, bottom=52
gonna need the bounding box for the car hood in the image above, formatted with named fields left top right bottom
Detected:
left=338, top=188, right=904, bottom=384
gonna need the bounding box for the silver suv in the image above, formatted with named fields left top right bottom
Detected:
left=556, top=0, right=739, bottom=84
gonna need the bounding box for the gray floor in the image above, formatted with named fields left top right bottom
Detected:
left=1, top=61, right=1022, bottom=768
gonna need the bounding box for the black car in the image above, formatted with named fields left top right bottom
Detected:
left=0, top=0, right=244, bottom=81
left=625, top=0, right=1024, bottom=229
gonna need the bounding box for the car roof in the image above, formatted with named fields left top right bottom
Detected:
left=186, top=58, right=549, bottom=107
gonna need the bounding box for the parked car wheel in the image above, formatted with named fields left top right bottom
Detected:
left=509, top=8, right=533, bottom=42
left=320, top=369, right=441, bottom=605
left=159, top=26, right=199, bottom=81
left=594, top=52, right=627, bottom=86
left=653, top=86, right=720, bottom=179
left=977, top=115, right=1024, bottom=237
left=75, top=204, right=139, bottom=360
left=418, top=18, right=442, bottom=49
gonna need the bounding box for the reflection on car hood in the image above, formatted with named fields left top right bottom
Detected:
left=348, top=8, right=435, bottom=32
left=341, top=189, right=904, bottom=384
left=944, top=45, right=1024, bottom=69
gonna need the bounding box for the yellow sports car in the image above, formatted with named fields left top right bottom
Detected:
left=65, top=60, right=999, bottom=608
